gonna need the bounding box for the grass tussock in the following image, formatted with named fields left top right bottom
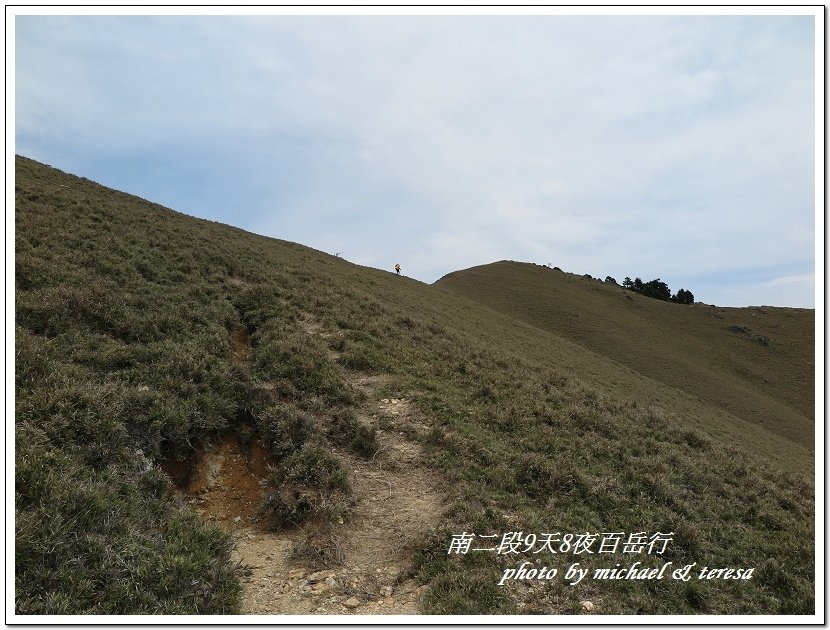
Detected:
left=260, top=441, right=351, bottom=528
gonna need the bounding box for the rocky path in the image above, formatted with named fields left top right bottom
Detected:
left=172, top=333, right=445, bottom=615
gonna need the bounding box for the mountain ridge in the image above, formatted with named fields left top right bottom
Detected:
left=14, top=156, right=815, bottom=615
left=435, top=260, right=814, bottom=455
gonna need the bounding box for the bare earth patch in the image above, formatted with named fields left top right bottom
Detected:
left=234, top=432, right=443, bottom=615
left=186, top=433, right=268, bottom=527
left=163, top=343, right=445, bottom=615
left=230, top=327, right=251, bottom=364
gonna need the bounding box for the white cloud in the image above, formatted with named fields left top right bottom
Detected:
left=15, top=14, right=816, bottom=305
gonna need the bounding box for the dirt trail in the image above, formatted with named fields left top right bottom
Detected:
left=235, top=425, right=442, bottom=615
left=230, top=327, right=251, bottom=364
left=163, top=319, right=445, bottom=615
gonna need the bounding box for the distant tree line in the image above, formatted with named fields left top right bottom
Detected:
left=545, top=265, right=695, bottom=305
left=621, top=276, right=695, bottom=304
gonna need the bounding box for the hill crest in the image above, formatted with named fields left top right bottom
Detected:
left=15, top=156, right=815, bottom=615
left=435, top=259, right=814, bottom=454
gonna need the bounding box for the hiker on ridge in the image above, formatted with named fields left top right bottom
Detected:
left=395, top=264, right=401, bottom=275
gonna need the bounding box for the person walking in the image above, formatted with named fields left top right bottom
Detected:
left=395, top=264, right=401, bottom=275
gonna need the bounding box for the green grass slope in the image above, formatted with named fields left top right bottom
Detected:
left=436, top=261, right=814, bottom=457
left=15, top=156, right=814, bottom=615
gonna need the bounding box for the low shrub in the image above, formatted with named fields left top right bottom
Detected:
left=261, top=442, right=351, bottom=528
left=324, top=408, right=379, bottom=458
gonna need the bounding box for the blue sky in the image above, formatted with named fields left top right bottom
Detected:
left=14, top=12, right=818, bottom=307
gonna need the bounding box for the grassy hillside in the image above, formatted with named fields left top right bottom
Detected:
left=15, top=156, right=814, bottom=615
left=436, top=261, right=815, bottom=457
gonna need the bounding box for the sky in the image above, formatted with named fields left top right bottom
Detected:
left=13, top=11, right=819, bottom=307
